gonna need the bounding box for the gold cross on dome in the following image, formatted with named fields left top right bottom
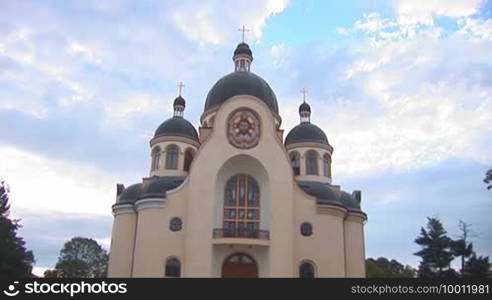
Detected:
left=238, top=25, right=250, bottom=42
left=300, top=88, right=308, bottom=102
left=177, top=81, right=185, bottom=96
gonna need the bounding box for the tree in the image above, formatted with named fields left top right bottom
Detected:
left=450, top=220, right=474, bottom=276
left=45, top=237, right=108, bottom=278
left=366, top=257, right=416, bottom=278
left=463, top=254, right=491, bottom=278
left=0, top=179, right=35, bottom=278
left=414, top=217, right=454, bottom=278
left=484, top=168, right=492, bottom=190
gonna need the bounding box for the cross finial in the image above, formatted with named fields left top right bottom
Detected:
left=300, top=88, right=308, bottom=103
left=177, top=81, right=185, bottom=96
left=238, top=25, right=250, bottom=43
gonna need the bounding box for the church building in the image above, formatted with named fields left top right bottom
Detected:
left=108, top=40, right=367, bottom=278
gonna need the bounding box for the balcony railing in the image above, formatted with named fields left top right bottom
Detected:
left=213, top=228, right=270, bottom=240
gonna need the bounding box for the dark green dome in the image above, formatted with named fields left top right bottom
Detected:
left=299, top=102, right=311, bottom=113
left=154, top=116, right=198, bottom=141
left=173, top=96, right=186, bottom=107
left=204, top=71, right=278, bottom=113
left=138, top=176, right=186, bottom=200
left=233, top=42, right=252, bottom=57
left=118, top=183, right=143, bottom=204
left=285, top=123, right=328, bottom=145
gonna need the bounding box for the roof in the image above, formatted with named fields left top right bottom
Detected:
left=285, top=122, right=329, bottom=145
left=233, top=42, right=253, bottom=57
left=204, top=71, right=279, bottom=114
left=154, top=116, right=199, bottom=141
left=116, top=176, right=186, bottom=204
left=299, top=102, right=311, bottom=113
left=297, top=181, right=364, bottom=214
left=173, top=96, right=186, bottom=107
left=139, top=176, right=186, bottom=200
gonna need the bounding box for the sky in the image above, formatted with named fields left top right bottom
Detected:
left=0, top=0, right=491, bottom=276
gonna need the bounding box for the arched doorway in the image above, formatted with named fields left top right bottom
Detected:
left=222, top=253, right=258, bottom=278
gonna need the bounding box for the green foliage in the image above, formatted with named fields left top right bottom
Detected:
left=414, top=217, right=454, bottom=277
left=463, top=254, right=491, bottom=278
left=0, top=180, right=35, bottom=278
left=366, top=257, right=415, bottom=278
left=484, top=168, right=492, bottom=190
left=45, top=237, right=108, bottom=278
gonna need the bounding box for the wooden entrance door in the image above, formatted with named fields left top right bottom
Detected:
left=222, top=253, right=258, bottom=278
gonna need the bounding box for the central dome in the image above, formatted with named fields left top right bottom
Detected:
left=204, top=71, right=279, bottom=114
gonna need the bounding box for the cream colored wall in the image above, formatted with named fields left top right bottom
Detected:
left=131, top=183, right=188, bottom=277
left=293, top=186, right=347, bottom=277
left=185, top=95, right=296, bottom=277
left=287, top=147, right=332, bottom=183
left=344, top=214, right=366, bottom=277
left=108, top=206, right=137, bottom=277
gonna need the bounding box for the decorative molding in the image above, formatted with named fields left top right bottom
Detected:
left=135, top=198, right=166, bottom=212
left=227, top=108, right=261, bottom=149
left=316, top=204, right=347, bottom=217
left=345, top=212, right=367, bottom=224
left=286, top=142, right=333, bottom=153
left=112, top=204, right=135, bottom=216
left=149, top=136, right=200, bottom=148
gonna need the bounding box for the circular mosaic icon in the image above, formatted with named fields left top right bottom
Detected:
left=227, top=108, right=261, bottom=149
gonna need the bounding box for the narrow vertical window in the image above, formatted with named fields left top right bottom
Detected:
left=165, top=258, right=181, bottom=277
left=323, top=154, right=331, bottom=177
left=306, top=151, right=318, bottom=175
left=290, top=152, right=300, bottom=176
left=184, top=149, right=194, bottom=172
left=165, top=145, right=179, bottom=170
left=151, top=146, right=161, bottom=171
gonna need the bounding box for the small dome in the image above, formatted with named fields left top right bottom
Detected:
left=233, top=42, right=252, bottom=57
left=285, top=123, right=328, bottom=145
left=154, top=117, right=199, bottom=141
left=204, top=71, right=278, bottom=113
left=118, top=183, right=143, bottom=204
left=299, top=102, right=311, bottom=113
left=173, top=96, right=186, bottom=107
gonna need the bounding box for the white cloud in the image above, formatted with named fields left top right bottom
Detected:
left=171, top=0, right=290, bottom=45
left=392, top=0, right=484, bottom=18
left=270, top=43, right=287, bottom=67
left=0, top=146, right=119, bottom=217
left=457, top=17, right=492, bottom=40
left=104, top=93, right=173, bottom=125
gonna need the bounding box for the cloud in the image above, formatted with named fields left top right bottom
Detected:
left=392, top=0, right=484, bottom=19
left=0, top=146, right=119, bottom=216
left=171, top=0, right=290, bottom=45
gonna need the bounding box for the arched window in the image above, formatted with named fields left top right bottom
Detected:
left=151, top=146, right=161, bottom=171
left=305, top=150, right=319, bottom=175
left=299, top=261, right=315, bottom=278
left=323, top=154, right=331, bottom=177
left=223, top=174, right=260, bottom=238
left=290, top=152, right=300, bottom=176
left=165, top=258, right=181, bottom=277
left=183, top=149, right=194, bottom=172
left=165, top=145, right=179, bottom=170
